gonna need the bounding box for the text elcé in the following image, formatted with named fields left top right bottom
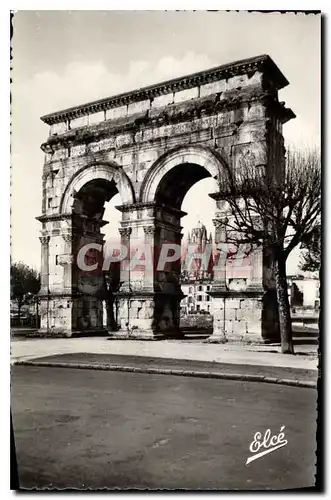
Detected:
left=246, top=426, right=288, bottom=465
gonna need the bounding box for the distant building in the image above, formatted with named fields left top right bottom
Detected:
left=181, top=280, right=213, bottom=315
left=287, top=275, right=320, bottom=309
left=180, top=221, right=214, bottom=315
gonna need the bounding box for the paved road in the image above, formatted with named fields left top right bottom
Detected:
left=11, top=365, right=317, bottom=490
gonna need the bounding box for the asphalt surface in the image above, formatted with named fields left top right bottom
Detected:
left=22, top=352, right=318, bottom=384
left=11, top=365, right=317, bottom=490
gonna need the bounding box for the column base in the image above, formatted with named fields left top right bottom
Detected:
left=108, top=327, right=185, bottom=341
left=108, top=329, right=165, bottom=341
left=33, top=327, right=108, bottom=338
left=204, top=331, right=228, bottom=344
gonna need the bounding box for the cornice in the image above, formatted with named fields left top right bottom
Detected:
left=36, top=213, right=108, bottom=224
left=208, top=289, right=264, bottom=298
left=115, top=202, right=187, bottom=218
left=40, top=54, right=289, bottom=126
left=40, top=89, right=272, bottom=153
left=36, top=213, right=73, bottom=223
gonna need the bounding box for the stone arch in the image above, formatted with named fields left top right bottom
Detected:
left=140, top=145, right=229, bottom=206
left=60, top=161, right=135, bottom=214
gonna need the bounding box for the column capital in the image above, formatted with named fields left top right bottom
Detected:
left=118, top=227, right=132, bottom=237
left=62, top=233, right=75, bottom=243
left=39, top=235, right=50, bottom=245
left=143, top=226, right=156, bottom=236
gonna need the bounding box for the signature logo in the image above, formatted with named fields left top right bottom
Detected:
left=246, top=426, right=288, bottom=465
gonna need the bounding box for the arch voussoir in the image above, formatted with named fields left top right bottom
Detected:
left=60, top=161, right=135, bottom=214
left=140, top=145, right=228, bottom=204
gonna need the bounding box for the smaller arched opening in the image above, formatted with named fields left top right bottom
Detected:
left=60, top=162, right=135, bottom=214
left=71, top=178, right=122, bottom=333
left=60, top=163, right=135, bottom=333
left=72, top=178, right=118, bottom=220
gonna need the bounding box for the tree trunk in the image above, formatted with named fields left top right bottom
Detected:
left=106, top=297, right=116, bottom=331
left=36, top=300, right=39, bottom=328
left=275, top=256, right=294, bottom=354
left=17, top=301, right=22, bottom=323
left=318, top=264, right=321, bottom=349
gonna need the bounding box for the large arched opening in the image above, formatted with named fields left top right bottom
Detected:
left=139, top=145, right=227, bottom=337
left=180, top=177, right=217, bottom=337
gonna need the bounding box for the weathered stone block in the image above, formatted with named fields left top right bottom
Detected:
left=158, top=124, right=172, bottom=138
left=217, top=111, right=232, bottom=126
left=142, top=129, right=153, bottom=142
left=71, top=144, right=86, bottom=157
left=170, top=122, right=191, bottom=136
left=152, top=93, right=174, bottom=109
left=225, top=308, right=237, bottom=320
left=240, top=298, right=257, bottom=309
left=106, top=105, right=127, bottom=120
left=248, top=71, right=263, bottom=85
left=53, top=149, right=68, bottom=161
left=225, top=299, right=240, bottom=309
left=88, top=111, right=105, bottom=125
left=174, top=87, right=199, bottom=103
left=236, top=126, right=252, bottom=144
left=226, top=74, right=248, bottom=90
left=70, top=115, right=89, bottom=129
left=115, top=133, right=132, bottom=149
left=234, top=320, right=248, bottom=335
left=239, top=308, right=262, bottom=322
left=50, top=121, right=68, bottom=135
left=128, top=100, right=151, bottom=115
left=224, top=320, right=234, bottom=334
left=247, top=103, right=264, bottom=120
left=134, top=130, right=144, bottom=143
left=200, top=80, right=226, bottom=97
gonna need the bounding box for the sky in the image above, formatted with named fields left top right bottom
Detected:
left=11, top=10, right=321, bottom=272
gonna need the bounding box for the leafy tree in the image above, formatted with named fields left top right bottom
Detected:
left=214, top=148, right=321, bottom=354
left=10, top=262, right=40, bottom=319
left=290, top=282, right=303, bottom=307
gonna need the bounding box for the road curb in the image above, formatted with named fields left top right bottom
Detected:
left=14, top=360, right=317, bottom=388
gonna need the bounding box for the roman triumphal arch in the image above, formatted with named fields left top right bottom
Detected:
left=37, top=54, right=295, bottom=342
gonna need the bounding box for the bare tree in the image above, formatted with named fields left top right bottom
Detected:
left=216, top=148, right=321, bottom=354
left=299, top=224, right=321, bottom=274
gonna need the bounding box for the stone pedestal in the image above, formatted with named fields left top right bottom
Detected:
left=110, top=204, right=185, bottom=339
left=208, top=291, right=266, bottom=344
left=37, top=214, right=108, bottom=337
left=112, top=291, right=183, bottom=340
left=207, top=205, right=279, bottom=344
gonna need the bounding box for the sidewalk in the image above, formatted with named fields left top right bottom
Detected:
left=11, top=336, right=318, bottom=371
